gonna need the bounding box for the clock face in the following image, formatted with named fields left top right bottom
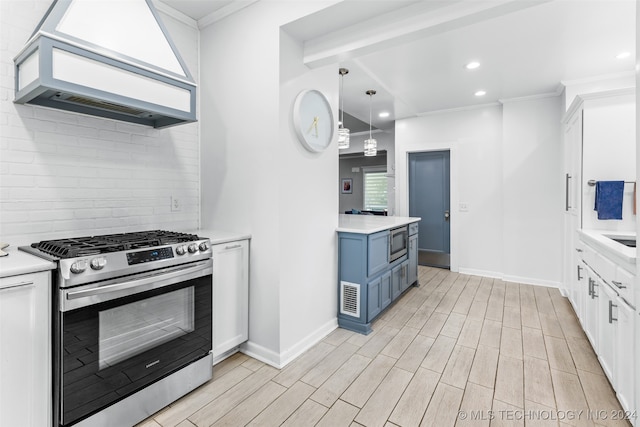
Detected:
left=292, top=89, right=334, bottom=153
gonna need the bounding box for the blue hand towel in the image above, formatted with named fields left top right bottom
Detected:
left=594, top=181, right=624, bottom=220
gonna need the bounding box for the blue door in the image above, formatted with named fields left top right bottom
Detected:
left=408, top=151, right=450, bottom=268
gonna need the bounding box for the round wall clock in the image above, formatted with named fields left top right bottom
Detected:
left=292, top=89, right=335, bottom=153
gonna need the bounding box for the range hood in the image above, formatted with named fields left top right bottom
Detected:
left=14, top=0, right=196, bottom=129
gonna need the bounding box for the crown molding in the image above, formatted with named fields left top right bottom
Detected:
left=498, top=89, right=562, bottom=104
left=416, top=102, right=502, bottom=117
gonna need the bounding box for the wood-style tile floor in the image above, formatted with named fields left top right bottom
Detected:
left=138, top=267, right=631, bottom=427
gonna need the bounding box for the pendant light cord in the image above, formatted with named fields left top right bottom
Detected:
left=369, top=92, right=372, bottom=139
left=340, top=74, right=344, bottom=128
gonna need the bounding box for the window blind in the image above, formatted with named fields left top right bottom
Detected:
left=364, top=170, right=387, bottom=211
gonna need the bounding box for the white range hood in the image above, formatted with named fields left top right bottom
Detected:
left=14, top=0, right=197, bottom=129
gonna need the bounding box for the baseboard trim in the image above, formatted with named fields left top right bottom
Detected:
left=458, top=268, right=502, bottom=279
left=458, top=268, right=561, bottom=288
left=502, top=275, right=561, bottom=288
left=239, top=341, right=282, bottom=368
left=278, top=318, right=338, bottom=368
left=240, top=318, right=338, bottom=369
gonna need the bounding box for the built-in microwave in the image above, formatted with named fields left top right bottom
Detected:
left=389, top=225, right=408, bottom=262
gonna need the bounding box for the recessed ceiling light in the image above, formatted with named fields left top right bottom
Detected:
left=616, top=51, right=631, bottom=59
left=475, top=90, right=486, bottom=97
left=379, top=112, right=390, bottom=118
left=466, top=61, right=480, bottom=70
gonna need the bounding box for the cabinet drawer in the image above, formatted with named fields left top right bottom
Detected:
left=613, top=267, right=635, bottom=306
left=408, top=222, right=419, bottom=236
left=593, top=252, right=616, bottom=283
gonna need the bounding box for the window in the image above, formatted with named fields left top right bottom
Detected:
left=363, top=167, right=387, bottom=211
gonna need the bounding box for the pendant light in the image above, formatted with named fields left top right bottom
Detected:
left=338, top=68, right=350, bottom=149
left=364, top=89, right=377, bottom=156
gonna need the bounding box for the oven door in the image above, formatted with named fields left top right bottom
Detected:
left=57, top=259, right=212, bottom=426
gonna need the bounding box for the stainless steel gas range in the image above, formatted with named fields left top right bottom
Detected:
left=20, top=230, right=213, bottom=427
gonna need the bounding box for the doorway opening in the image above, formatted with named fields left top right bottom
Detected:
left=408, top=150, right=451, bottom=269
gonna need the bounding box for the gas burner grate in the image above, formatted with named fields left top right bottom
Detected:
left=31, top=230, right=201, bottom=258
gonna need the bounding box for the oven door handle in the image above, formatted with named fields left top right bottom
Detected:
left=62, top=260, right=212, bottom=311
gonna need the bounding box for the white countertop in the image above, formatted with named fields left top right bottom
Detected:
left=0, top=246, right=56, bottom=279
left=578, top=229, right=636, bottom=267
left=186, top=229, right=251, bottom=245
left=337, top=214, right=421, bottom=234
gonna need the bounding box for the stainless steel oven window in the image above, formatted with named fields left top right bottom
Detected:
left=98, top=287, right=195, bottom=369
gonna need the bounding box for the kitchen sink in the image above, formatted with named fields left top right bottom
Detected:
left=606, top=237, right=636, bottom=248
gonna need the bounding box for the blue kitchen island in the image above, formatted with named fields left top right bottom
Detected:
left=337, top=214, right=421, bottom=334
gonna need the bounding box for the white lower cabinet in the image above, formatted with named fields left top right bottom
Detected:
left=212, top=239, right=249, bottom=359
left=614, top=298, right=635, bottom=415
left=583, top=266, right=599, bottom=350
left=574, top=238, right=637, bottom=425
left=597, top=281, right=616, bottom=382
left=0, top=271, right=51, bottom=427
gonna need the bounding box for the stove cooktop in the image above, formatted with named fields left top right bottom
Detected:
left=28, top=230, right=202, bottom=259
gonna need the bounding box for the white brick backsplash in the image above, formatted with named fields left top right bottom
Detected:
left=1, top=2, right=201, bottom=245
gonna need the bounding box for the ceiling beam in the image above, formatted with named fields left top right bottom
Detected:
left=303, top=0, right=554, bottom=68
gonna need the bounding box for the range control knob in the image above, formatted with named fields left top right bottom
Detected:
left=176, top=245, right=187, bottom=255
left=199, top=242, right=209, bottom=252
left=70, top=260, right=88, bottom=274
left=90, top=257, right=107, bottom=270
left=188, top=243, right=198, bottom=254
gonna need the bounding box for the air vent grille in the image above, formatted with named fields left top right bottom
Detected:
left=340, top=281, right=360, bottom=318
left=63, top=95, right=146, bottom=116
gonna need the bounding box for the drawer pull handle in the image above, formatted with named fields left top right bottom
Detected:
left=575, top=248, right=583, bottom=253
left=225, top=244, right=242, bottom=250
left=609, top=300, right=618, bottom=323
left=611, top=280, right=627, bottom=289
left=0, top=281, right=34, bottom=291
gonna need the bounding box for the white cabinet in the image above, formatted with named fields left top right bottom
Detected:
left=583, top=265, right=599, bottom=349
left=614, top=298, right=635, bottom=415
left=0, top=271, right=51, bottom=427
left=597, top=281, right=616, bottom=381
left=575, top=238, right=637, bottom=425
left=211, top=239, right=249, bottom=359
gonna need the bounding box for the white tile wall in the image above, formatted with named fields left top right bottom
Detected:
left=0, top=1, right=200, bottom=246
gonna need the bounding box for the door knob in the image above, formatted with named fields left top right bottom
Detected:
left=444, top=210, right=450, bottom=221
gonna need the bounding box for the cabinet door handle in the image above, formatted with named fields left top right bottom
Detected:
left=591, top=281, right=598, bottom=298
left=609, top=300, right=618, bottom=323
left=565, top=173, right=572, bottom=211
left=575, top=248, right=583, bottom=253
left=588, top=278, right=593, bottom=296
left=0, top=281, right=34, bottom=291
left=611, top=280, right=627, bottom=289
left=577, top=265, right=583, bottom=281
left=225, top=244, right=242, bottom=250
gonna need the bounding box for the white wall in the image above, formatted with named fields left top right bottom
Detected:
left=199, top=1, right=338, bottom=367
left=396, top=105, right=504, bottom=277
left=502, top=96, right=563, bottom=286
left=279, top=29, right=338, bottom=361
left=0, top=1, right=200, bottom=245
left=396, top=99, right=564, bottom=286
left=580, top=94, right=636, bottom=233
